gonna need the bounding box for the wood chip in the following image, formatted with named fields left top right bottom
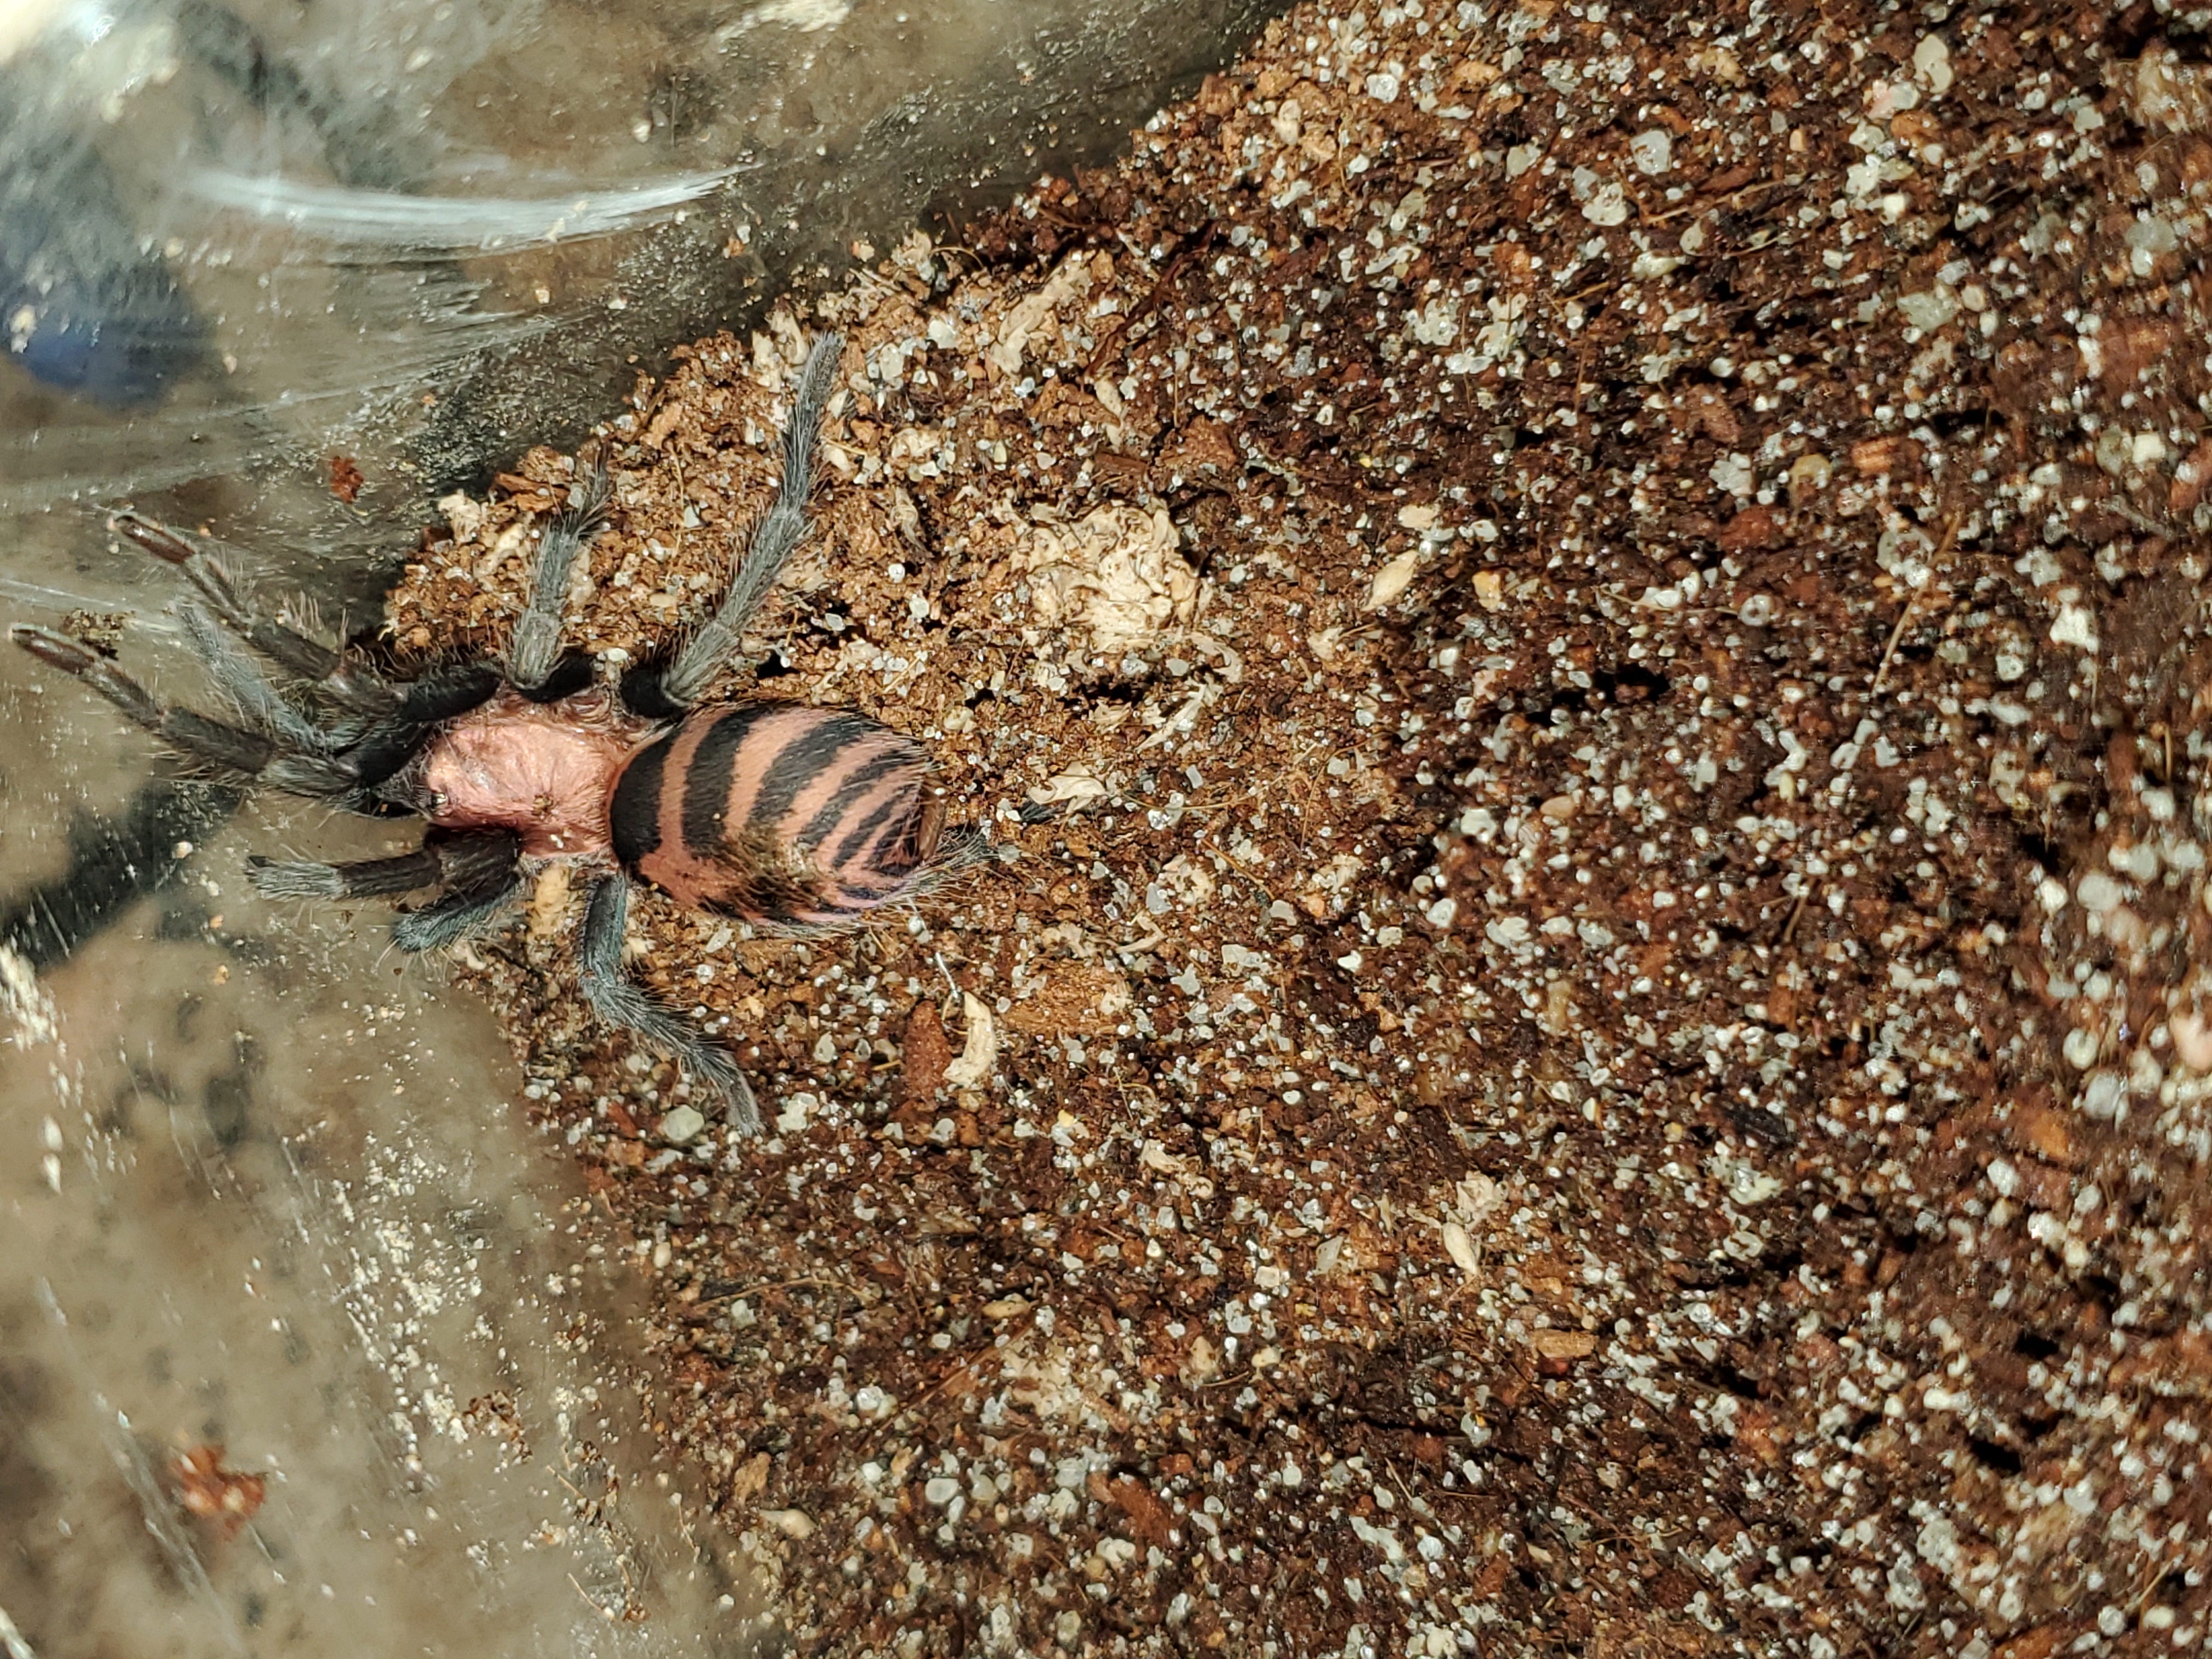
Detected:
left=941, top=992, right=998, bottom=1089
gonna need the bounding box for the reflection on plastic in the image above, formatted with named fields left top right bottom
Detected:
left=0, top=74, right=206, bottom=405
left=0, top=0, right=1286, bottom=515
left=180, top=165, right=754, bottom=252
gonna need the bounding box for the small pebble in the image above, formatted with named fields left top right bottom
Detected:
left=760, top=1508, right=816, bottom=1539
left=2076, top=871, right=2125, bottom=913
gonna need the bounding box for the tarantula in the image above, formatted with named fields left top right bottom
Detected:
left=10, top=334, right=984, bottom=1132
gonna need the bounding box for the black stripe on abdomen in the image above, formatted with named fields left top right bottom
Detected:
left=829, top=789, right=911, bottom=872
left=608, top=735, right=672, bottom=870
left=748, top=713, right=879, bottom=839
left=679, top=706, right=778, bottom=853
left=795, top=747, right=911, bottom=850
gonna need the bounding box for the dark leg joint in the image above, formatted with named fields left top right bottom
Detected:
left=242, top=620, right=346, bottom=686
left=390, top=830, right=526, bottom=952
left=428, top=827, right=525, bottom=889
left=618, top=661, right=686, bottom=720
left=393, top=661, right=503, bottom=724
left=329, top=664, right=500, bottom=789
left=337, top=723, right=435, bottom=790
left=518, top=652, right=595, bottom=705
left=164, top=708, right=274, bottom=776
left=263, top=752, right=374, bottom=800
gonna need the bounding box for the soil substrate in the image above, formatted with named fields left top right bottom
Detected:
left=389, top=2, right=2212, bottom=1654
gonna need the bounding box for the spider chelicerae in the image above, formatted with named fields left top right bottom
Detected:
left=11, top=334, right=985, bottom=1131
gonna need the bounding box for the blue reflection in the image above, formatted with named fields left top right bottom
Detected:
left=0, top=7, right=207, bottom=408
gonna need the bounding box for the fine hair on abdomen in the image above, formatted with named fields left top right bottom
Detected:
left=609, top=702, right=938, bottom=925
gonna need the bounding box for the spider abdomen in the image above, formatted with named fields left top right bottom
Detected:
left=610, top=702, right=943, bottom=927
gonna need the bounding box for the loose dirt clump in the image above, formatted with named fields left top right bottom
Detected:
left=390, top=1, right=2212, bottom=1654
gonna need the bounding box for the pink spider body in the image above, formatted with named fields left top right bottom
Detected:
left=416, top=689, right=646, bottom=859
left=608, top=702, right=946, bottom=928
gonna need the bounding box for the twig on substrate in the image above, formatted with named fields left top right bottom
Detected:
left=1870, top=511, right=1963, bottom=697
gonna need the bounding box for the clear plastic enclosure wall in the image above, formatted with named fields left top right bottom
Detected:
left=0, top=0, right=1277, bottom=543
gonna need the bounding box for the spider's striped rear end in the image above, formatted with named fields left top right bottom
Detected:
left=609, top=702, right=960, bottom=928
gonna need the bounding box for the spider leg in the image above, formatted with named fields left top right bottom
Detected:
left=250, top=828, right=522, bottom=904
left=386, top=831, right=527, bottom=952
left=12, top=623, right=476, bottom=809
left=18, top=616, right=501, bottom=812
left=113, top=514, right=399, bottom=716
left=507, top=466, right=608, bottom=699
left=247, top=847, right=443, bottom=900
left=13, top=625, right=361, bottom=796
left=131, top=517, right=501, bottom=766
left=179, top=602, right=335, bottom=754
left=391, top=887, right=522, bottom=953
left=338, top=661, right=504, bottom=794
left=628, top=332, right=843, bottom=716
left=577, top=872, right=760, bottom=1134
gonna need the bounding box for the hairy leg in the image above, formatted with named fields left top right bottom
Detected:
left=18, top=618, right=498, bottom=810
left=12, top=625, right=363, bottom=797
left=646, top=332, right=843, bottom=713
left=112, top=514, right=399, bottom=715
left=577, top=873, right=760, bottom=1133
left=179, top=602, right=334, bottom=755
left=384, top=831, right=527, bottom=952
left=391, top=880, right=524, bottom=952
left=250, top=831, right=524, bottom=946
left=247, top=847, right=441, bottom=899
left=507, top=467, right=608, bottom=696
